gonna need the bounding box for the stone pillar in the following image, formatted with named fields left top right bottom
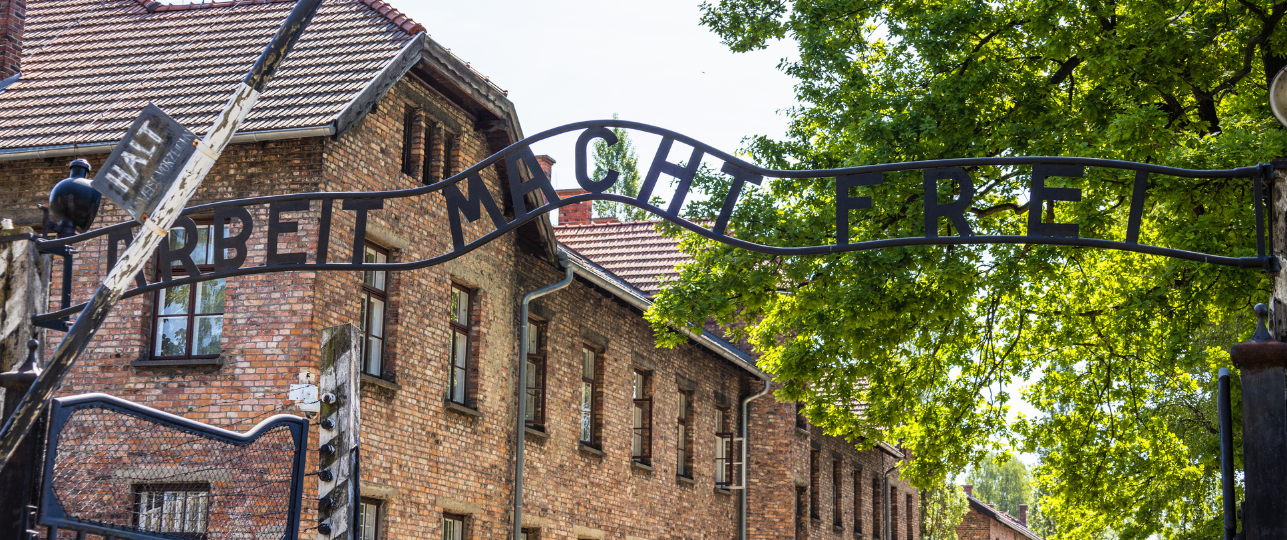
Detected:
left=0, top=228, right=45, bottom=374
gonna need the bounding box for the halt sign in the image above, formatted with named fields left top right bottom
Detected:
left=91, top=103, right=197, bottom=223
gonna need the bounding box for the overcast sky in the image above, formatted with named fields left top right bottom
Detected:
left=404, top=0, right=799, bottom=189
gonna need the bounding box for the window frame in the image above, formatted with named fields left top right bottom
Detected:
left=853, top=467, right=864, bottom=536
left=401, top=107, right=417, bottom=176
left=150, top=220, right=224, bottom=361
left=906, top=493, right=914, bottom=540
left=714, top=407, right=733, bottom=487
left=676, top=389, right=693, bottom=478
left=872, top=478, right=882, bottom=539
left=524, top=321, right=547, bottom=430
left=833, top=458, right=844, bottom=527
left=578, top=345, right=601, bottom=446
left=442, top=132, right=458, bottom=178
left=132, top=482, right=210, bottom=539
left=890, top=487, right=899, bottom=540
left=359, top=242, right=390, bottom=378
left=357, top=498, right=383, bottom=540
left=443, top=513, right=467, bottom=540
left=447, top=283, right=473, bottom=406
left=809, top=444, right=821, bottom=520
left=631, top=369, right=652, bottom=464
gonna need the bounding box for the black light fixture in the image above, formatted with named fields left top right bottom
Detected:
left=47, top=158, right=101, bottom=238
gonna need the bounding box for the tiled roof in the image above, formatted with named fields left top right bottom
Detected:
left=0, top=0, right=420, bottom=151
left=967, top=495, right=1042, bottom=540
left=554, top=220, right=690, bottom=297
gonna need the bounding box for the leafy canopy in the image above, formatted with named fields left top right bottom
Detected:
left=965, top=453, right=1032, bottom=518
left=645, top=1, right=1287, bottom=538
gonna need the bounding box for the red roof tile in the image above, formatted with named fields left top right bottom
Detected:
left=0, top=0, right=419, bottom=151
left=554, top=220, right=689, bottom=297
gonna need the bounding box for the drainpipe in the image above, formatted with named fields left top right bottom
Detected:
left=739, top=375, right=771, bottom=540
left=513, top=251, right=573, bottom=540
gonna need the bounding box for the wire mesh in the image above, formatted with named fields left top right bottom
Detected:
left=44, top=402, right=301, bottom=540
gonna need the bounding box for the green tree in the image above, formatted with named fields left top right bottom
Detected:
left=922, top=484, right=970, bottom=540
left=646, top=1, right=1278, bottom=538
left=965, top=454, right=1032, bottom=517
left=591, top=115, right=646, bottom=222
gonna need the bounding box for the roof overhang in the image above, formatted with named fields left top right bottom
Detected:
left=561, top=245, right=767, bottom=380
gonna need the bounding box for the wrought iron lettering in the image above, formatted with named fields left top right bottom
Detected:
left=31, top=120, right=1276, bottom=328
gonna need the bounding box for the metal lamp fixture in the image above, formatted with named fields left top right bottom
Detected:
left=46, top=158, right=101, bottom=237
left=1270, top=66, right=1287, bottom=129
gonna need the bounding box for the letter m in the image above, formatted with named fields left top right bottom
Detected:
left=442, top=172, right=508, bottom=250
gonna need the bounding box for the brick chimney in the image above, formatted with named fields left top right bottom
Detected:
left=1019, top=504, right=1028, bottom=526
left=535, top=154, right=555, bottom=180
left=0, top=0, right=23, bottom=79
left=962, top=485, right=973, bottom=497
left=555, top=188, right=591, bottom=226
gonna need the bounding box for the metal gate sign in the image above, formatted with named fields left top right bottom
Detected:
left=91, top=103, right=198, bottom=223
left=34, top=120, right=1276, bottom=328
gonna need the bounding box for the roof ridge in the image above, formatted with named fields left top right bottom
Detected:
left=130, top=0, right=426, bottom=35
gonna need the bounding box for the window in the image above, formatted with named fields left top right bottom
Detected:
left=357, top=499, right=382, bottom=540
left=796, top=401, right=807, bottom=430
left=795, top=486, right=807, bottom=540
left=833, top=459, right=844, bottom=527
left=579, top=346, right=599, bottom=445
left=443, top=133, right=457, bottom=178
left=872, top=478, right=881, bottom=538
left=134, top=484, right=209, bottom=538
left=521, top=529, right=539, bottom=540
left=809, top=444, right=820, bottom=520
left=853, top=468, right=864, bottom=535
left=676, top=390, right=692, bottom=478
left=890, top=488, right=899, bottom=540
left=714, top=408, right=733, bottom=487
left=525, top=322, right=546, bottom=429
left=359, top=243, right=389, bottom=377
left=631, top=369, right=652, bottom=464
left=153, top=223, right=224, bottom=360
left=448, top=285, right=471, bottom=405
left=906, top=494, right=914, bottom=540
left=401, top=107, right=417, bottom=175
left=443, top=514, right=466, bottom=540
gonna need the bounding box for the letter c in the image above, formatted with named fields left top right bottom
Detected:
left=575, top=127, right=620, bottom=193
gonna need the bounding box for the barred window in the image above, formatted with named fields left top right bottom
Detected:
left=872, top=478, right=882, bottom=538
left=891, top=487, right=899, bottom=540
left=152, top=223, right=224, bottom=360
left=134, top=484, right=209, bottom=538
left=443, top=133, right=457, bottom=178
left=631, top=369, right=652, bottom=464
left=854, top=467, right=864, bottom=535
left=714, top=408, right=733, bottom=487
left=525, top=322, right=546, bottom=429
left=359, top=243, right=389, bottom=377
left=906, top=494, right=915, bottom=540
left=401, top=107, right=417, bottom=175
left=448, top=285, right=472, bottom=405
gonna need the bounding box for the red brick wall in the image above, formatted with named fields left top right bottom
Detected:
left=956, top=507, right=1023, bottom=540
left=0, top=70, right=922, bottom=540
left=0, top=0, right=22, bottom=79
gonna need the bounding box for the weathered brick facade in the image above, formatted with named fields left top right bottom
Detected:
left=0, top=19, right=920, bottom=540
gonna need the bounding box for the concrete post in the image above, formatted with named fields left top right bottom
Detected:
left=317, top=323, right=361, bottom=540
left=0, top=229, right=45, bottom=374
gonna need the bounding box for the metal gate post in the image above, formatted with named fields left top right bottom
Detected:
left=317, top=323, right=361, bottom=540
left=1229, top=305, right=1287, bottom=540
left=0, top=340, right=42, bottom=539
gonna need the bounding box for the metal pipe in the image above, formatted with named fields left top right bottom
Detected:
left=0, top=0, right=325, bottom=468
left=513, top=251, right=573, bottom=540
left=1219, top=367, right=1237, bottom=540
left=739, top=376, right=771, bottom=540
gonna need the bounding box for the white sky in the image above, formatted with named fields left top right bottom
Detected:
left=405, top=0, right=799, bottom=191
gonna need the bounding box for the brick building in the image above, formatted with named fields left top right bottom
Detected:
left=0, top=0, right=920, bottom=538
left=955, top=487, right=1040, bottom=540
